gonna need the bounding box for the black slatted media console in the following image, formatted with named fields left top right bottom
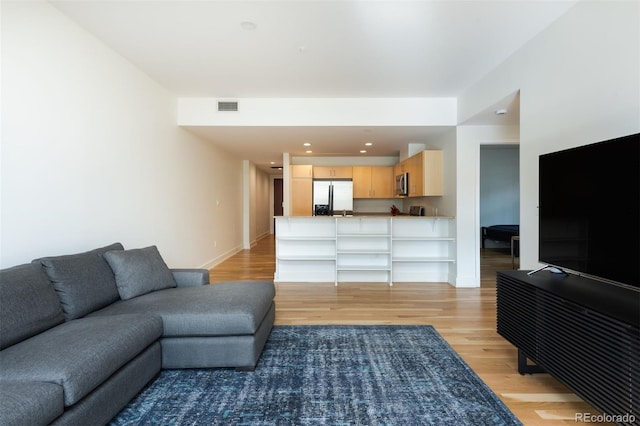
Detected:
left=497, top=270, right=640, bottom=425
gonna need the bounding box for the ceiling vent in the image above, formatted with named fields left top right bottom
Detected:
left=217, top=101, right=238, bottom=112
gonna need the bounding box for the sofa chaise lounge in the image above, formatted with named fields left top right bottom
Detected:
left=0, top=243, right=275, bottom=426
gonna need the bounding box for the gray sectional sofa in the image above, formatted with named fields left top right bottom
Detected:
left=0, top=243, right=276, bottom=426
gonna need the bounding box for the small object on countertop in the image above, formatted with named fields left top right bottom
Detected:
left=390, top=205, right=400, bottom=216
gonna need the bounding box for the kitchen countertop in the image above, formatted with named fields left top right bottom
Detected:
left=357, top=214, right=454, bottom=218
left=275, top=214, right=454, bottom=219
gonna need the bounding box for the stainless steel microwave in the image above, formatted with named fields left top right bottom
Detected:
left=395, top=172, right=408, bottom=196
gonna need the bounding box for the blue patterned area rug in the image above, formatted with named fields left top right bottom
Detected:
left=110, top=325, right=521, bottom=425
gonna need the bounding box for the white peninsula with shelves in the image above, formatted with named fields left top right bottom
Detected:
left=275, top=216, right=455, bottom=285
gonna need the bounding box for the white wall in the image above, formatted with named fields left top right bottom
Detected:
left=458, top=0, right=639, bottom=276
left=1, top=1, right=244, bottom=268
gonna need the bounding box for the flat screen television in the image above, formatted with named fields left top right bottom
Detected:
left=538, top=132, right=640, bottom=290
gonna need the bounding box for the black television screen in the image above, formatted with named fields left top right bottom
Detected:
left=538, top=132, right=640, bottom=289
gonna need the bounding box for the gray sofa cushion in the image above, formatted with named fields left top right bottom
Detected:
left=0, top=263, right=65, bottom=350
left=51, top=342, right=161, bottom=426
left=35, top=243, right=124, bottom=320
left=104, top=246, right=177, bottom=300
left=0, top=314, right=162, bottom=406
left=0, top=381, right=64, bottom=426
left=171, top=268, right=210, bottom=287
left=90, top=281, right=275, bottom=336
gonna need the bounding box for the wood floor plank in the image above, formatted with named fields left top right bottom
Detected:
left=209, top=234, right=613, bottom=426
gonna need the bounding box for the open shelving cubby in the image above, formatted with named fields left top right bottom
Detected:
left=391, top=217, right=455, bottom=283
left=274, top=216, right=456, bottom=286
left=275, top=217, right=337, bottom=283
left=336, top=217, right=392, bottom=285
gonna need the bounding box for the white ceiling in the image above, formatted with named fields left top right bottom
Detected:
left=51, top=0, right=574, bottom=172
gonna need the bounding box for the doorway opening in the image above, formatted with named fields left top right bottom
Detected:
left=479, top=145, right=520, bottom=285
left=273, top=178, right=283, bottom=235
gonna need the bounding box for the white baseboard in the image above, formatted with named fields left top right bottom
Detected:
left=251, top=231, right=271, bottom=248
left=453, top=274, right=480, bottom=288
left=199, top=245, right=243, bottom=270
left=200, top=232, right=272, bottom=270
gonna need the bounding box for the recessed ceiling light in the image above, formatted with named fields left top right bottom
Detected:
left=306, top=150, right=313, bottom=154
left=365, top=142, right=373, bottom=146
left=270, top=161, right=275, bottom=165
left=240, top=21, right=257, bottom=31
left=303, top=142, right=311, bottom=147
left=495, top=108, right=508, bottom=115
left=360, top=150, right=367, bottom=154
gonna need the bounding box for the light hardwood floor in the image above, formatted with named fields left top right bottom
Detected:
left=210, top=235, right=610, bottom=426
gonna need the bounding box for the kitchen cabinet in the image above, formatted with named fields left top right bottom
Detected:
left=394, top=161, right=407, bottom=176
left=353, top=166, right=393, bottom=198
left=421, top=150, right=443, bottom=196
left=371, top=167, right=394, bottom=198
left=404, top=150, right=443, bottom=197
left=291, top=164, right=313, bottom=178
left=290, top=165, right=313, bottom=216
left=313, top=166, right=352, bottom=179
left=407, top=153, right=422, bottom=196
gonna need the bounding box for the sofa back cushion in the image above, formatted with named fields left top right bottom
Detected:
left=0, top=263, right=65, bottom=350
left=103, top=246, right=177, bottom=300
left=35, top=243, right=124, bottom=320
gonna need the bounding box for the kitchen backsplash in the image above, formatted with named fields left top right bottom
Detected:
left=353, top=198, right=404, bottom=214
left=353, top=198, right=445, bottom=216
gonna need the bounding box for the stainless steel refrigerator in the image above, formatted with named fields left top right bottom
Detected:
left=313, top=180, right=353, bottom=215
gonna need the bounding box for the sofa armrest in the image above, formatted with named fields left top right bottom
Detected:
left=171, top=269, right=210, bottom=287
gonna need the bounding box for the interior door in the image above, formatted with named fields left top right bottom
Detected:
left=274, top=178, right=283, bottom=216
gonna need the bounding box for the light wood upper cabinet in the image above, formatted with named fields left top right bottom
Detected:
left=394, top=161, right=407, bottom=176
left=421, top=150, right=443, bottom=196
left=406, top=150, right=443, bottom=197
left=353, top=166, right=393, bottom=198
left=407, top=154, right=422, bottom=197
left=290, top=178, right=312, bottom=216
left=313, top=166, right=352, bottom=179
left=291, top=164, right=313, bottom=178
left=371, top=167, right=394, bottom=198
left=352, top=167, right=371, bottom=198
left=290, top=165, right=313, bottom=216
